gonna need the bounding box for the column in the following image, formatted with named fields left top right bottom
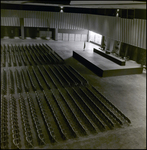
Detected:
left=54, top=28, right=58, bottom=41
left=20, top=18, right=24, bottom=39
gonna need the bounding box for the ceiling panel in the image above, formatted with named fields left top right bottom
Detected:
left=1, top=0, right=146, bottom=9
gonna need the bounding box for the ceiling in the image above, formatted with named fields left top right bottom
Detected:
left=1, top=1, right=146, bottom=9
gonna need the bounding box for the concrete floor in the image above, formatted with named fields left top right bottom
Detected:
left=1, top=38, right=146, bottom=149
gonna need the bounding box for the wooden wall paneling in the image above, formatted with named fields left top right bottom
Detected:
left=123, top=19, right=126, bottom=43
left=119, top=18, right=122, bottom=43
left=64, top=13, right=68, bottom=29
left=56, top=13, right=59, bottom=28
left=132, top=19, right=135, bottom=46
left=104, top=16, right=108, bottom=37
left=56, top=13, right=63, bottom=28
left=138, top=19, right=142, bottom=48
left=134, top=19, right=138, bottom=47
left=127, top=19, right=130, bottom=45
left=61, top=13, right=64, bottom=29
left=111, top=17, right=115, bottom=40
left=136, top=19, right=139, bottom=47
left=12, top=17, right=14, bottom=26
left=128, top=19, right=132, bottom=45
left=53, top=12, right=56, bottom=28
left=8, top=17, right=11, bottom=26
left=69, top=34, right=74, bottom=41
left=52, top=12, right=55, bottom=28
left=66, top=13, right=70, bottom=29
left=1, top=9, right=146, bottom=49
left=68, top=13, right=71, bottom=29
left=71, top=13, right=74, bottom=29
left=114, top=17, right=118, bottom=40
left=49, top=12, right=52, bottom=28
left=102, top=16, right=107, bottom=37
left=81, top=34, right=87, bottom=42
left=136, top=19, right=140, bottom=47
left=130, top=19, right=134, bottom=46
left=141, top=19, right=145, bottom=49
left=73, top=14, right=76, bottom=29
left=58, top=33, right=62, bottom=40
left=2, top=17, right=6, bottom=26
left=11, top=17, right=13, bottom=26
left=121, top=18, right=124, bottom=43
left=13, top=17, right=16, bottom=26
left=73, top=13, right=76, bottom=29
left=125, top=19, right=128, bottom=44
left=76, top=34, right=81, bottom=41
left=108, top=17, right=112, bottom=38
left=62, top=13, right=65, bottom=29
left=5, top=17, right=8, bottom=26
left=65, top=13, right=69, bottom=29
left=143, top=20, right=146, bottom=49
left=118, top=17, right=121, bottom=41
left=97, top=16, right=102, bottom=35
left=31, top=18, right=33, bottom=27
left=1, top=17, right=4, bottom=26
left=75, top=14, right=78, bottom=29
left=51, top=12, right=54, bottom=28
left=79, top=14, right=82, bottom=29
left=112, top=17, right=116, bottom=40
left=139, top=19, right=143, bottom=48
left=55, top=13, right=59, bottom=28
left=63, top=33, right=68, bottom=41
left=80, top=14, right=84, bottom=29
left=66, top=13, right=69, bottom=29
left=140, top=20, right=144, bottom=48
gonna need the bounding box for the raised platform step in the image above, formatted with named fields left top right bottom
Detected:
left=94, top=48, right=126, bottom=66
left=73, top=51, right=143, bottom=77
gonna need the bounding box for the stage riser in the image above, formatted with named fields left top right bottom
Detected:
left=73, top=51, right=103, bottom=77
left=94, top=48, right=126, bottom=66
left=73, top=51, right=143, bottom=77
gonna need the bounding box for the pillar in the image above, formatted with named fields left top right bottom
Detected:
left=20, top=18, right=24, bottom=39
left=54, top=28, right=58, bottom=41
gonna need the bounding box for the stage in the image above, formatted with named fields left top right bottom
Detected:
left=73, top=50, right=143, bottom=77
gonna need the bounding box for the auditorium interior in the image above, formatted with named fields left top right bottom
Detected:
left=1, top=1, right=146, bottom=149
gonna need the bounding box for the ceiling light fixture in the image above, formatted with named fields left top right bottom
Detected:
left=116, top=8, right=119, bottom=17
left=60, top=6, right=64, bottom=13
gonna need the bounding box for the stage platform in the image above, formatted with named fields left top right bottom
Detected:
left=94, top=48, right=126, bottom=66
left=73, top=51, right=143, bottom=77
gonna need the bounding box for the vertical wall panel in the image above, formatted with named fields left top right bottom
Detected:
left=1, top=17, right=20, bottom=26
left=138, top=19, right=142, bottom=48
left=143, top=20, right=146, bottom=49
left=1, top=9, right=146, bottom=49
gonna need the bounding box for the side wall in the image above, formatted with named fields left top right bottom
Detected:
left=1, top=9, right=146, bottom=49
